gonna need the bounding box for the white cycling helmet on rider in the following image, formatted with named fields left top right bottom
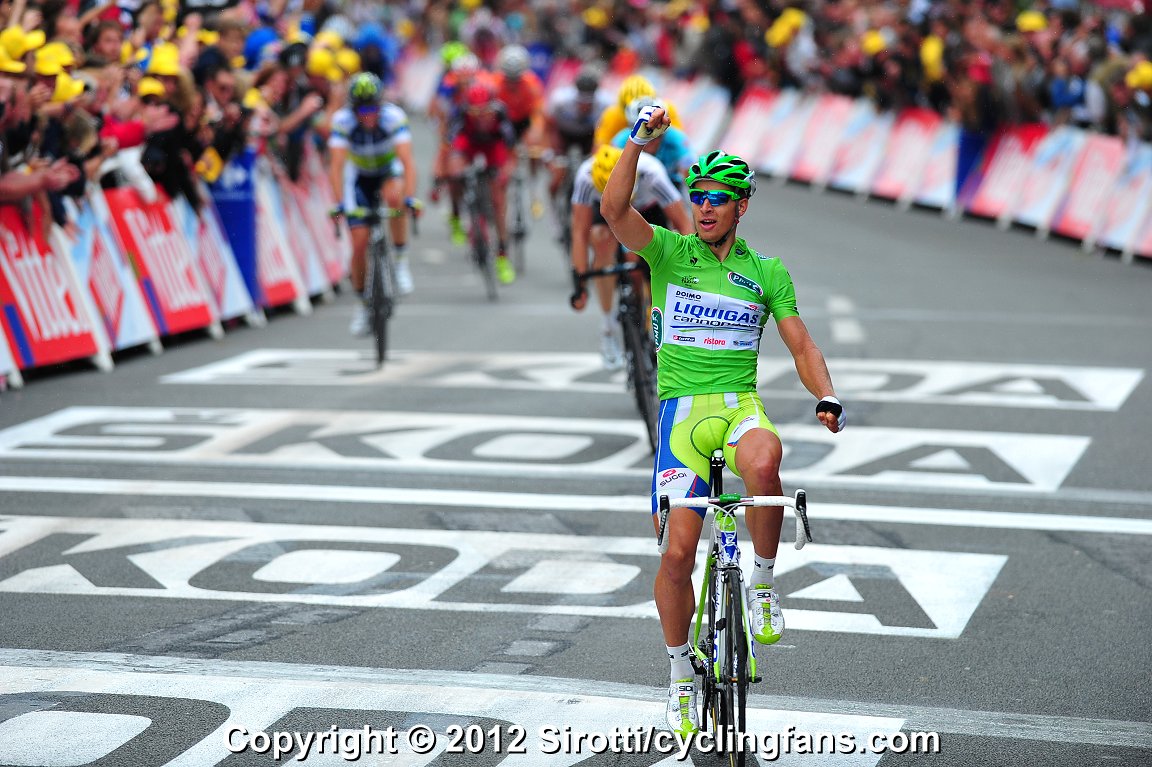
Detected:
left=497, top=45, right=530, bottom=78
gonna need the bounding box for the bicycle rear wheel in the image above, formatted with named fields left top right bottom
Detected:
left=619, top=298, right=659, bottom=452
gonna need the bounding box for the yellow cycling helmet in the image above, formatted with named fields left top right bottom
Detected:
left=591, top=144, right=623, bottom=194
left=617, top=74, right=655, bottom=111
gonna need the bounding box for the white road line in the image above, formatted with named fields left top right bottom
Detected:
left=2, top=475, right=1150, bottom=536
left=827, top=295, right=866, bottom=344
left=0, top=650, right=1147, bottom=749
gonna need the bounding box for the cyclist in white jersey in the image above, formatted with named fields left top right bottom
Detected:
left=569, top=144, right=690, bottom=369
left=329, top=72, right=421, bottom=336
left=543, top=65, right=612, bottom=200
left=602, top=106, right=846, bottom=738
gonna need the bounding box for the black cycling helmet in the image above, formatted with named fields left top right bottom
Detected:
left=574, top=65, right=600, bottom=94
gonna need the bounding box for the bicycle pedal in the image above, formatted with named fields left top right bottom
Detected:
left=749, top=675, right=762, bottom=684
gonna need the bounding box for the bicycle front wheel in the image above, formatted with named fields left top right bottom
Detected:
left=509, top=174, right=527, bottom=275
left=722, top=571, right=749, bottom=767
left=368, top=235, right=394, bottom=367
left=619, top=300, right=659, bottom=452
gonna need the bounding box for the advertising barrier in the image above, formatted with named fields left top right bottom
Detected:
left=295, top=144, right=350, bottom=286
left=1012, top=126, right=1087, bottom=237
left=789, top=94, right=855, bottom=188
left=1050, top=134, right=1126, bottom=242
left=870, top=108, right=941, bottom=203
left=253, top=161, right=312, bottom=314
left=210, top=149, right=260, bottom=304
left=171, top=191, right=260, bottom=325
left=0, top=204, right=110, bottom=373
left=102, top=186, right=222, bottom=338
left=673, top=80, right=731, bottom=156
left=718, top=86, right=778, bottom=165
left=1092, top=143, right=1152, bottom=259
left=827, top=102, right=893, bottom=196
left=0, top=327, right=19, bottom=388
left=962, top=124, right=1049, bottom=223
left=913, top=121, right=960, bottom=212
left=394, top=50, right=443, bottom=115
left=758, top=91, right=814, bottom=179
left=257, top=164, right=330, bottom=301
left=59, top=195, right=159, bottom=354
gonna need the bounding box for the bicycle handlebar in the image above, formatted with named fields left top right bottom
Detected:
left=570, top=261, right=644, bottom=308
left=655, top=490, right=812, bottom=554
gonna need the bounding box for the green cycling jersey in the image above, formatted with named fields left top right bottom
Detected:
left=636, top=226, right=799, bottom=400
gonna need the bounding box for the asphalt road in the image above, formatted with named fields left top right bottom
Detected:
left=0, top=116, right=1150, bottom=766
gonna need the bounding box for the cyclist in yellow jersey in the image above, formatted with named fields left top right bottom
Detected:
left=601, top=106, right=845, bottom=737
left=593, top=74, right=682, bottom=149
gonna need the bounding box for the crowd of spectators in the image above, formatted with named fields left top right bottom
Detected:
left=0, top=0, right=1149, bottom=235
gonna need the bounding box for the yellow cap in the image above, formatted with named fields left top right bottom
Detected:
left=120, top=40, right=135, bottom=66
left=335, top=47, right=360, bottom=75
left=862, top=30, right=886, bottom=56
left=33, top=47, right=65, bottom=76
left=137, top=76, right=166, bottom=98
left=52, top=71, right=85, bottom=102
left=0, top=46, right=25, bottom=74
left=1126, top=60, right=1152, bottom=91
left=617, top=74, right=654, bottom=110
left=147, top=42, right=182, bottom=76
left=0, top=26, right=45, bottom=59
left=765, top=11, right=805, bottom=48
left=315, top=30, right=343, bottom=50
left=582, top=6, right=609, bottom=30
left=40, top=41, right=76, bottom=67
left=1016, top=10, right=1047, bottom=33
left=307, top=47, right=343, bottom=81
left=921, top=35, right=944, bottom=82
left=460, top=0, right=483, bottom=10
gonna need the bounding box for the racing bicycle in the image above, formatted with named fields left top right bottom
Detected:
left=657, top=451, right=812, bottom=766
left=552, top=145, right=584, bottom=266
left=460, top=155, right=499, bottom=302
left=572, top=248, right=659, bottom=452
left=506, top=148, right=532, bottom=276
left=336, top=206, right=413, bottom=368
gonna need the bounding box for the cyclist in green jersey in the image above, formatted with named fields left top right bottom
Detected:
left=602, top=106, right=846, bottom=738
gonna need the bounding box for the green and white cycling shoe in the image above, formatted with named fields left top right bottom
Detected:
left=666, top=677, right=699, bottom=737
left=749, top=585, right=784, bottom=645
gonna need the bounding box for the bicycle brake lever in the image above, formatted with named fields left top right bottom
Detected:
left=656, top=495, right=671, bottom=554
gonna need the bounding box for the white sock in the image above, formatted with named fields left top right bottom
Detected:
left=753, top=556, right=775, bottom=588
left=667, top=642, right=693, bottom=683
left=394, top=245, right=406, bottom=261
left=601, top=311, right=615, bottom=335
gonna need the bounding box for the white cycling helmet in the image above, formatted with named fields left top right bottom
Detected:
left=497, top=45, right=530, bottom=78
left=451, top=52, right=481, bottom=76
left=625, top=95, right=662, bottom=125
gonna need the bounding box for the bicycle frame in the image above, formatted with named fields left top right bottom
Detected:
left=460, top=156, right=498, bottom=301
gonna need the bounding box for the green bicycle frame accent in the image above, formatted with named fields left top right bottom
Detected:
left=690, top=508, right=758, bottom=684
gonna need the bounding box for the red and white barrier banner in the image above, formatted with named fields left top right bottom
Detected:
left=260, top=162, right=329, bottom=299
left=253, top=162, right=310, bottom=313
left=828, top=103, right=894, bottom=195
left=1050, top=134, right=1126, bottom=241
left=758, top=91, right=815, bottom=178
left=677, top=80, right=732, bottom=157
left=870, top=108, right=941, bottom=202
left=544, top=58, right=583, bottom=93
left=297, top=144, right=350, bottom=285
left=394, top=50, right=443, bottom=116
left=1096, top=143, right=1152, bottom=255
left=718, top=86, right=778, bottom=164
left=0, top=325, right=18, bottom=386
left=0, top=204, right=106, bottom=370
left=962, top=124, right=1048, bottom=221
left=1133, top=200, right=1152, bottom=259
left=789, top=94, right=855, bottom=187
left=59, top=195, right=158, bottom=352
left=1012, top=126, right=1087, bottom=235
left=171, top=191, right=258, bottom=322
left=102, top=187, right=219, bottom=337
left=913, top=121, right=960, bottom=210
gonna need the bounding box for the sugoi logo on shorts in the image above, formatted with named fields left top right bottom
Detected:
left=658, top=468, right=688, bottom=488
left=728, top=272, right=763, bottom=296
left=651, top=307, right=663, bottom=350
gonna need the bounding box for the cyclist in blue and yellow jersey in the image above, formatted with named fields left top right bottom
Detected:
left=592, top=74, right=682, bottom=150
left=601, top=106, right=846, bottom=738
left=329, top=72, right=422, bottom=336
